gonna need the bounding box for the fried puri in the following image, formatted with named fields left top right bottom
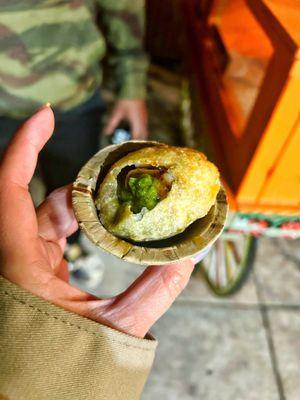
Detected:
left=95, top=145, right=220, bottom=242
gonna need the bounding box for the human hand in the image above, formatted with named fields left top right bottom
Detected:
left=0, top=106, right=198, bottom=338
left=104, top=99, right=148, bottom=140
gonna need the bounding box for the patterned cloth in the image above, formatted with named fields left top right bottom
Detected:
left=0, top=0, right=148, bottom=118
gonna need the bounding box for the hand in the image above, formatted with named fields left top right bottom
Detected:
left=104, top=99, right=148, bottom=140
left=0, top=107, right=197, bottom=338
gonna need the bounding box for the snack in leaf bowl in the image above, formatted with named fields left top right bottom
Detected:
left=72, top=141, right=227, bottom=265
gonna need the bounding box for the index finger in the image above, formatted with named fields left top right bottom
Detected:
left=102, top=260, right=195, bottom=338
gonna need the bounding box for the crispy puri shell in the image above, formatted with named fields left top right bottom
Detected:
left=95, top=145, right=220, bottom=242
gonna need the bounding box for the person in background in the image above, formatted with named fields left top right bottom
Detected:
left=0, top=0, right=148, bottom=256
left=0, top=106, right=196, bottom=400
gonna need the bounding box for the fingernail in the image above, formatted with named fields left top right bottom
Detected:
left=191, top=246, right=211, bottom=264
left=37, top=102, right=51, bottom=112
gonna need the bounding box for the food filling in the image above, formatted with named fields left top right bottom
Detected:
left=117, top=168, right=174, bottom=214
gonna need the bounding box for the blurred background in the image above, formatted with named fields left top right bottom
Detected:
left=2, top=0, right=299, bottom=399
left=81, top=1, right=300, bottom=399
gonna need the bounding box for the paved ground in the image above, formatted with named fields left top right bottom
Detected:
left=143, top=237, right=300, bottom=400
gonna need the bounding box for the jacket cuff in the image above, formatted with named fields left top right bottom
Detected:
left=117, top=73, right=147, bottom=99
left=116, top=56, right=148, bottom=100
left=0, top=275, right=157, bottom=400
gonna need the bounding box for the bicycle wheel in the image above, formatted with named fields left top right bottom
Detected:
left=200, top=234, right=257, bottom=296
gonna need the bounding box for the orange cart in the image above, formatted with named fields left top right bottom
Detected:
left=182, top=0, right=300, bottom=294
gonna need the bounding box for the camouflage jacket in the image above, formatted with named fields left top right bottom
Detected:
left=0, top=0, right=148, bottom=118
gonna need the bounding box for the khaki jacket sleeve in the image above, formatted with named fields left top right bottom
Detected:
left=0, top=276, right=157, bottom=400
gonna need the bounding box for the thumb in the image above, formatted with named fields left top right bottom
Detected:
left=0, top=104, right=54, bottom=187
left=105, top=260, right=194, bottom=338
